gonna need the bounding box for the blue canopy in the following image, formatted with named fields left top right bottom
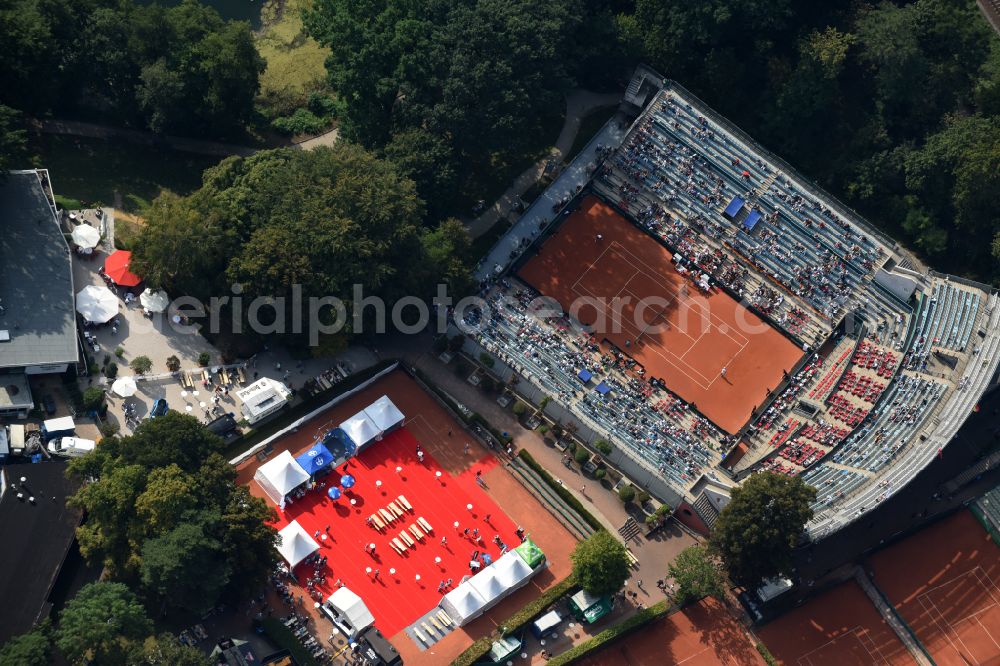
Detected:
left=577, top=369, right=592, bottom=383
left=340, top=474, right=356, bottom=489
left=595, top=381, right=611, bottom=396
left=327, top=487, right=342, bottom=500
left=744, top=210, right=762, bottom=230
left=723, top=196, right=745, bottom=218
left=295, top=442, right=335, bottom=476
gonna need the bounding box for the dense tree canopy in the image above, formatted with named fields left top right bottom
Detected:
left=0, top=620, right=51, bottom=666
left=0, top=0, right=263, bottom=137
left=54, top=582, right=153, bottom=665
left=570, top=530, right=632, bottom=597
left=131, top=143, right=472, bottom=349
left=66, top=413, right=279, bottom=614
left=667, top=545, right=727, bottom=606
left=304, top=0, right=625, bottom=217
left=710, top=472, right=816, bottom=589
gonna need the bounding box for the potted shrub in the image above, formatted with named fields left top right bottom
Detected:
left=197, top=352, right=211, bottom=367
left=618, top=484, right=636, bottom=504
left=573, top=445, right=590, bottom=465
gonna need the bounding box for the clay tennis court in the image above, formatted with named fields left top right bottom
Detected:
left=519, top=196, right=803, bottom=433
left=577, top=597, right=765, bottom=665
left=236, top=369, right=577, bottom=665
left=868, top=509, right=1000, bottom=666
left=758, top=581, right=913, bottom=665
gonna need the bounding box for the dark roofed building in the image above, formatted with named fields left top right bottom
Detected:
left=0, top=460, right=82, bottom=643
left=0, top=170, right=78, bottom=417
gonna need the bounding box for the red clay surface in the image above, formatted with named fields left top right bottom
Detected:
left=868, top=509, right=1000, bottom=666
left=577, top=597, right=766, bottom=665
left=758, top=581, right=914, bottom=665
left=519, top=196, right=803, bottom=434
left=236, top=370, right=578, bottom=665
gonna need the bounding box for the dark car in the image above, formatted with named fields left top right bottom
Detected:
left=42, top=394, right=57, bottom=415
left=150, top=398, right=169, bottom=418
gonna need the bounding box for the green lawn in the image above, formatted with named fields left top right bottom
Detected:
left=31, top=133, right=220, bottom=214
left=256, top=0, right=331, bottom=118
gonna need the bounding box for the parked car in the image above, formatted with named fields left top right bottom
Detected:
left=42, top=394, right=56, bottom=415
left=150, top=398, right=169, bottom=418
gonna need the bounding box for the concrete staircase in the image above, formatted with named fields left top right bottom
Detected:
left=618, top=517, right=641, bottom=540
left=507, top=457, right=597, bottom=541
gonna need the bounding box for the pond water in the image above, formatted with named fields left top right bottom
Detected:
left=136, top=0, right=263, bottom=28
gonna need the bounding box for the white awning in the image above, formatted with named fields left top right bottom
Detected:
left=492, top=550, right=535, bottom=590
left=254, top=449, right=310, bottom=505
left=276, top=520, right=320, bottom=568
left=326, top=587, right=375, bottom=637
left=139, top=289, right=169, bottom=313
left=339, top=411, right=380, bottom=449
left=75, top=285, right=119, bottom=323
left=440, top=582, right=487, bottom=625
left=71, top=224, right=100, bottom=249
left=363, top=395, right=404, bottom=432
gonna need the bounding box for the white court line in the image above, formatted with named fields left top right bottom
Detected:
left=917, top=567, right=1000, bottom=660
left=795, top=627, right=885, bottom=666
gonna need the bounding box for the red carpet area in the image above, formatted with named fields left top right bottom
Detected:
left=270, top=427, right=521, bottom=637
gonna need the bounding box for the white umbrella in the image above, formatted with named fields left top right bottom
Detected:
left=111, top=376, right=138, bottom=398
left=139, top=289, right=169, bottom=313
left=71, top=224, right=100, bottom=249
left=76, top=285, right=119, bottom=323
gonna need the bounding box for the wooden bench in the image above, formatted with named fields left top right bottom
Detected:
left=388, top=501, right=403, bottom=517
left=390, top=541, right=404, bottom=555
left=397, top=494, right=413, bottom=511
left=392, top=537, right=407, bottom=553
left=413, top=628, right=428, bottom=645
left=399, top=530, right=415, bottom=548
left=430, top=616, right=444, bottom=632
left=422, top=621, right=437, bottom=637
left=370, top=514, right=385, bottom=530
left=236, top=366, right=247, bottom=384
left=379, top=508, right=395, bottom=524
left=626, top=548, right=639, bottom=569
left=409, top=524, right=424, bottom=540
left=436, top=610, right=453, bottom=626
left=418, top=516, right=433, bottom=533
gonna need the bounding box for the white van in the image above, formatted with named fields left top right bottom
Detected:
left=48, top=436, right=96, bottom=458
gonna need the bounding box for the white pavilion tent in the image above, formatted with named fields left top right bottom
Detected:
left=491, top=550, right=535, bottom=591
left=363, top=395, right=405, bottom=432
left=469, top=567, right=506, bottom=612
left=275, top=520, right=320, bottom=569
left=440, top=583, right=487, bottom=626
left=339, top=411, right=381, bottom=451
left=254, top=449, right=310, bottom=506
left=324, top=587, right=375, bottom=638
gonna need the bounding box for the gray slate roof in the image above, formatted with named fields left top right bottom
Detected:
left=0, top=171, right=78, bottom=369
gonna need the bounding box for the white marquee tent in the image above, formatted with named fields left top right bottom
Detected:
left=440, top=583, right=487, bottom=626
left=492, top=550, right=535, bottom=590
left=254, top=449, right=310, bottom=506
left=363, top=395, right=405, bottom=432
left=324, top=587, right=375, bottom=638
left=339, top=411, right=381, bottom=451
left=469, top=568, right=506, bottom=612
left=276, top=520, right=320, bottom=569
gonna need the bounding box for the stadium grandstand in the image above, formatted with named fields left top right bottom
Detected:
left=458, top=70, right=1000, bottom=541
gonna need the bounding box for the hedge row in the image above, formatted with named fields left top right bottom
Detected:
left=546, top=600, right=671, bottom=666
left=222, top=359, right=397, bottom=459
left=260, top=617, right=320, bottom=666
left=452, top=576, right=579, bottom=666
left=517, top=450, right=605, bottom=533
left=411, top=367, right=512, bottom=445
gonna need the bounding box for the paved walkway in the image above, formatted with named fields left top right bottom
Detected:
left=467, top=89, right=623, bottom=239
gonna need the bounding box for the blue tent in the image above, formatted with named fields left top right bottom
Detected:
left=577, top=369, right=592, bottom=383
left=723, top=196, right=745, bottom=218
left=744, top=210, right=762, bottom=231
left=595, top=381, right=611, bottom=396
left=295, top=442, right=335, bottom=476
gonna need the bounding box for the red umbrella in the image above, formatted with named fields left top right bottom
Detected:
left=104, top=250, right=142, bottom=287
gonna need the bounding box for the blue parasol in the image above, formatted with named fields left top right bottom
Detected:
left=327, top=487, right=342, bottom=500
left=340, top=474, right=356, bottom=489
